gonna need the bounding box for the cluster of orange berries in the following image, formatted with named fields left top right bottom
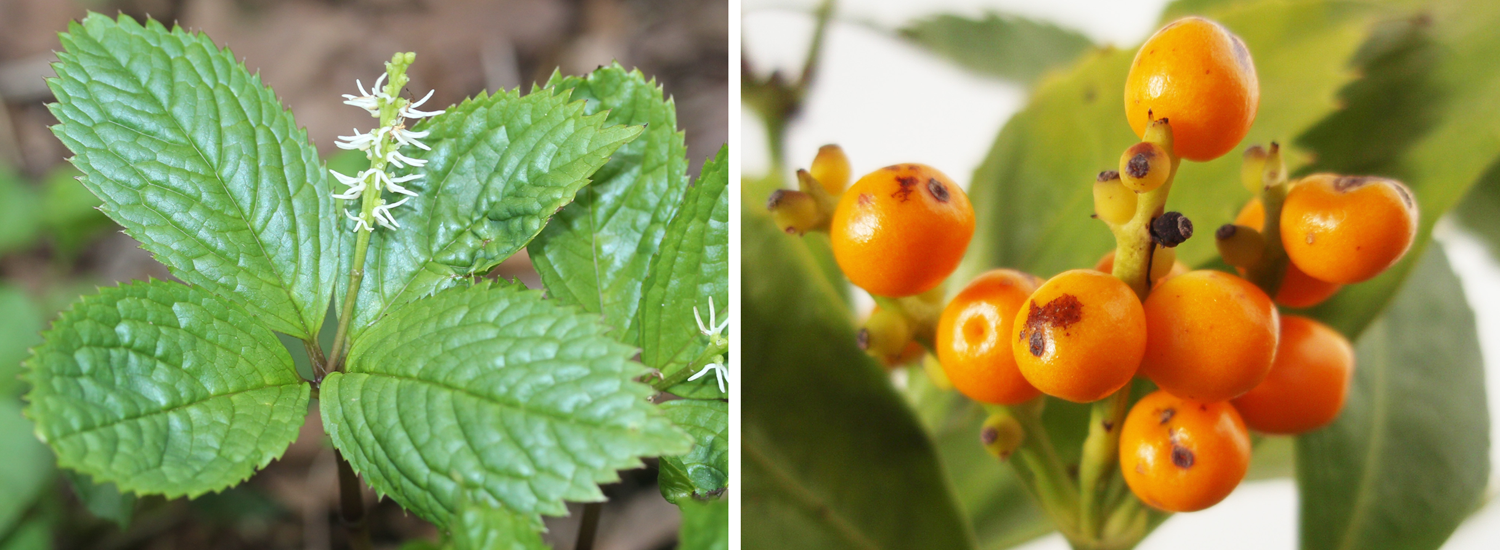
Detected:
left=767, top=17, right=1419, bottom=517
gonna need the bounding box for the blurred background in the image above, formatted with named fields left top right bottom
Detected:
left=744, top=0, right=1500, bottom=548
left=0, top=0, right=726, bottom=548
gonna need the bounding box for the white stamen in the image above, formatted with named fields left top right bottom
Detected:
left=344, top=210, right=372, bottom=232
left=687, top=361, right=727, bottom=393
left=386, top=149, right=427, bottom=168
left=371, top=196, right=411, bottom=229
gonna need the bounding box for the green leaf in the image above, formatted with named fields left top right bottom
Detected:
left=743, top=207, right=974, bottom=550
left=958, top=0, right=1370, bottom=282
left=46, top=14, right=337, bottom=339
left=0, top=168, right=41, bottom=256
left=0, top=517, right=51, bottom=550
left=678, top=498, right=729, bottom=550
left=1296, top=246, right=1490, bottom=550
left=898, top=12, right=1094, bottom=84
left=64, top=470, right=136, bottom=529
left=1300, top=0, right=1500, bottom=338
left=449, top=502, right=548, bottom=550
left=321, top=282, right=690, bottom=526
left=659, top=399, right=727, bottom=504
left=527, top=65, right=690, bottom=345
left=24, top=279, right=310, bottom=498
left=0, top=285, right=43, bottom=397
left=640, top=147, right=729, bottom=398
left=344, top=87, right=641, bottom=331
left=0, top=400, right=52, bottom=539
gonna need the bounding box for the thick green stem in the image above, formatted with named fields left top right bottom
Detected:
left=1077, top=385, right=1132, bottom=539
left=987, top=401, right=1079, bottom=537
left=325, top=228, right=372, bottom=374
left=1245, top=165, right=1291, bottom=295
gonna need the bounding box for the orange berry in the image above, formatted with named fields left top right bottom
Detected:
left=1235, top=199, right=1343, bottom=307
left=1011, top=270, right=1145, bottom=403
left=1120, top=390, right=1251, bottom=512
left=830, top=164, right=975, bottom=297
left=937, top=269, right=1045, bottom=405
left=1141, top=270, right=1278, bottom=402
left=1281, top=174, right=1418, bottom=284
left=1232, top=315, right=1354, bottom=434
left=1125, top=17, right=1259, bottom=162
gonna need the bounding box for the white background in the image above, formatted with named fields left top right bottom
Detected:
left=741, top=0, right=1500, bottom=548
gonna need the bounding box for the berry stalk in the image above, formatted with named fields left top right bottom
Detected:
left=1241, top=144, right=1291, bottom=295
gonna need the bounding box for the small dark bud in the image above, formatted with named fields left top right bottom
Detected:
left=1097, top=170, right=1120, bottom=182
left=1151, top=211, right=1194, bottom=247
left=1215, top=223, right=1238, bottom=241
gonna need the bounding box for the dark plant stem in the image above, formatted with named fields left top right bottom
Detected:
left=335, top=450, right=373, bottom=550
left=575, top=502, right=603, bottom=550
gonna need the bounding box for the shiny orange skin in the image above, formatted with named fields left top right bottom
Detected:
left=1141, top=270, right=1278, bottom=402
left=1281, top=174, right=1418, bottom=284
left=937, top=269, right=1044, bottom=404
left=1095, top=250, right=1188, bottom=288
left=1126, top=17, right=1259, bottom=161
left=1233, top=315, right=1354, bottom=434
left=1236, top=199, right=1342, bottom=307
left=830, top=164, right=975, bottom=297
left=1011, top=270, right=1146, bottom=403
left=1121, top=390, right=1251, bottom=512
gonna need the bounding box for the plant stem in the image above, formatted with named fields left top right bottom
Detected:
left=987, top=401, right=1079, bottom=537
left=304, top=338, right=328, bottom=379
left=575, top=502, right=603, bottom=550
left=651, top=340, right=729, bottom=391
left=1077, top=385, right=1132, bottom=539
left=335, top=450, right=372, bottom=550
left=325, top=226, right=373, bottom=374
left=1244, top=149, right=1291, bottom=295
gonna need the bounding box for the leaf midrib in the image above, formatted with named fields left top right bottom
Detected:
left=49, top=382, right=306, bottom=442
left=1331, top=326, right=1391, bottom=550
left=745, top=442, right=883, bottom=550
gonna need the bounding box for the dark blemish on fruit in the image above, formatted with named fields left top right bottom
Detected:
left=1136, top=463, right=1147, bottom=475
left=856, top=328, right=871, bottom=351
left=1391, top=180, right=1415, bottom=209
left=858, top=193, right=874, bottom=207
left=1103, top=420, right=1115, bottom=432
left=1200, top=404, right=1208, bottom=412
left=893, top=176, right=918, bottom=202
left=1098, top=170, right=1120, bottom=182
left=981, top=426, right=999, bottom=445
left=1152, top=212, right=1194, bottom=247
left=1216, top=224, right=1238, bottom=241
left=1333, top=175, right=1375, bottom=192
left=1158, top=408, right=1175, bottom=425
left=1171, top=445, right=1195, bottom=469
left=927, top=178, right=951, bottom=203
left=1127, top=153, right=1152, bottom=179
left=1085, top=87, right=1096, bottom=103
left=1021, top=294, right=1083, bottom=357
left=766, top=189, right=788, bottom=209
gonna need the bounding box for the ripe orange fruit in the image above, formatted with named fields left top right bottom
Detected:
left=1140, top=270, right=1279, bottom=402
left=1233, top=315, right=1354, bottom=434
left=936, top=269, right=1044, bottom=405
left=1120, top=390, right=1251, bottom=512
left=1011, top=269, right=1145, bottom=403
left=1281, top=174, right=1418, bottom=284
left=1125, top=17, right=1259, bottom=161
left=830, top=164, right=975, bottom=297
left=1235, top=199, right=1342, bottom=307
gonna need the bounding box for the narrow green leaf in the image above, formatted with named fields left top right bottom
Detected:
left=24, top=280, right=310, bottom=498
left=528, top=65, right=690, bottom=345
left=659, top=399, right=727, bottom=504
left=449, top=502, right=548, bottom=550
left=743, top=208, right=974, bottom=550
left=321, top=283, right=690, bottom=525
left=678, top=498, right=729, bottom=550
left=0, top=285, right=43, bottom=397
left=345, top=87, right=641, bottom=331
left=640, top=147, right=729, bottom=398
left=898, top=13, right=1094, bottom=84
left=64, top=470, right=136, bottom=529
left=1297, top=246, right=1490, bottom=550
left=0, top=400, right=52, bottom=539
left=46, top=14, right=336, bottom=339
left=958, top=0, right=1369, bottom=282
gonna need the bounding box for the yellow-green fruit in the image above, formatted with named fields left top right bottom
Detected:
left=1216, top=224, right=1265, bottom=267
left=811, top=144, right=852, bottom=195
left=859, top=306, right=913, bottom=361
left=1119, top=142, right=1172, bottom=192
left=1241, top=145, right=1268, bottom=192
left=981, top=411, right=1025, bottom=460
left=766, top=189, right=822, bottom=235
left=1094, top=171, right=1137, bottom=225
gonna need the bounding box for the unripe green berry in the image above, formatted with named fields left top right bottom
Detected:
left=858, top=307, right=913, bottom=362
left=1120, top=142, right=1171, bottom=192
left=1241, top=145, right=1267, bottom=192
left=810, top=144, right=851, bottom=195
left=981, top=410, right=1025, bottom=461
left=1216, top=224, right=1265, bottom=267
left=1093, top=170, right=1137, bottom=226
left=1150, top=245, right=1178, bottom=282
left=767, top=189, right=822, bottom=235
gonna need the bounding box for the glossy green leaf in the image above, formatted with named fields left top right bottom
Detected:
left=898, top=12, right=1093, bottom=84
left=344, top=87, right=641, bottom=331
left=678, top=498, right=729, bottom=550
left=0, top=285, right=43, bottom=397
left=449, top=502, right=547, bottom=550
left=640, top=147, right=729, bottom=398
left=958, top=0, right=1369, bottom=282
left=64, top=470, right=136, bottom=529
left=528, top=65, right=689, bottom=345
left=1297, top=246, right=1490, bottom=550
left=0, top=400, right=52, bottom=539
left=1300, top=0, right=1500, bottom=338
left=321, top=282, right=690, bottom=526
left=46, top=14, right=336, bottom=339
left=24, top=280, right=310, bottom=498
left=659, top=399, right=728, bottom=504
left=743, top=207, right=974, bottom=550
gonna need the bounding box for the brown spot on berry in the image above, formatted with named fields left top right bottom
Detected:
left=1171, top=445, right=1195, bottom=469
left=1127, top=153, right=1152, bottom=179
left=981, top=426, right=999, bottom=445
left=856, top=328, right=871, bottom=351
left=1020, top=294, right=1083, bottom=357
left=1103, top=420, right=1115, bottom=432
left=927, top=178, right=951, bottom=203
left=1029, top=331, right=1045, bottom=357
left=1158, top=408, right=1175, bottom=425
left=893, top=176, right=918, bottom=202
left=1097, top=170, right=1120, bottom=182
left=1216, top=224, right=1238, bottom=241
left=1334, top=175, right=1376, bottom=192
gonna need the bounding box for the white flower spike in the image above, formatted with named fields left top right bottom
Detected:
left=688, top=359, right=727, bottom=394
left=331, top=53, right=439, bottom=232
left=694, top=297, right=729, bottom=338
